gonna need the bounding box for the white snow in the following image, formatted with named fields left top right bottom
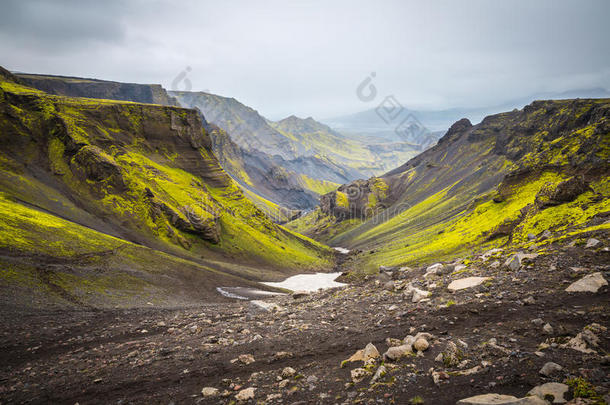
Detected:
left=262, top=272, right=346, bottom=292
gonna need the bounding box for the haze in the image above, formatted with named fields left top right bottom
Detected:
left=1, top=0, right=608, bottom=119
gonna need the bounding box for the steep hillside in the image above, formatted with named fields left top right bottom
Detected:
left=207, top=124, right=338, bottom=215
left=16, top=73, right=179, bottom=106
left=289, top=99, right=610, bottom=272
left=0, top=68, right=331, bottom=309
left=170, top=91, right=302, bottom=160
left=170, top=92, right=370, bottom=183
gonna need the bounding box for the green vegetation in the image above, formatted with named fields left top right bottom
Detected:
left=0, top=73, right=332, bottom=308
left=566, top=377, right=605, bottom=404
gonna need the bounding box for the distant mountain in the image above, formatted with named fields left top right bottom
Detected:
left=324, top=88, right=610, bottom=136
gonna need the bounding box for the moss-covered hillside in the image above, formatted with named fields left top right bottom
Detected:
left=0, top=68, right=331, bottom=309
left=288, top=99, right=610, bottom=272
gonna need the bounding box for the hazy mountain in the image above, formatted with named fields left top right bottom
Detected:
left=324, top=87, right=610, bottom=136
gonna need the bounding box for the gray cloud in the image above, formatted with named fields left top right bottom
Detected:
left=0, top=0, right=608, bottom=119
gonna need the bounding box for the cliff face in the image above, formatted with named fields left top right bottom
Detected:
left=289, top=99, right=610, bottom=271
left=0, top=69, right=331, bottom=309
left=16, top=73, right=180, bottom=106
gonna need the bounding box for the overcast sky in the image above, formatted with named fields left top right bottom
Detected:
left=1, top=0, right=609, bottom=119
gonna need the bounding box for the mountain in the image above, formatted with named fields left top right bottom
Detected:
left=289, top=98, right=610, bottom=272
left=170, top=91, right=368, bottom=181
left=12, top=72, right=342, bottom=214
left=325, top=87, right=610, bottom=135
left=16, top=72, right=180, bottom=106
left=0, top=67, right=331, bottom=309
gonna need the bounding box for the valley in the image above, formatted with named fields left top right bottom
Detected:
left=1, top=68, right=609, bottom=404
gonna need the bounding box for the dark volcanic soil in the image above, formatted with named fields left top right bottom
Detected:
left=0, top=240, right=608, bottom=405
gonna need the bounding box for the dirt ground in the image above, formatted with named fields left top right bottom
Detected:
left=0, top=240, right=608, bottom=405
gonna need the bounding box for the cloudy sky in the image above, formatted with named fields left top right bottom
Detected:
left=1, top=0, right=609, bottom=119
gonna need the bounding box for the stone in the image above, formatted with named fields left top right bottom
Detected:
left=281, top=367, right=296, bottom=378
left=238, top=354, right=255, bottom=365
left=413, top=338, right=429, bottom=352
left=350, top=367, right=368, bottom=383
left=425, top=263, right=444, bottom=277
left=505, top=254, right=522, bottom=271
left=383, top=344, right=412, bottom=361
left=457, top=393, right=548, bottom=404
left=379, top=265, right=398, bottom=272
left=543, top=323, right=554, bottom=335
left=235, top=387, right=256, bottom=401
left=527, top=382, right=569, bottom=403
left=565, top=272, right=607, bottom=293
left=345, top=343, right=380, bottom=364
left=562, top=323, right=606, bottom=353
left=370, top=365, right=387, bottom=384
left=539, top=361, right=562, bottom=377
left=292, top=291, right=309, bottom=299
left=250, top=300, right=282, bottom=313
left=411, top=287, right=432, bottom=303
left=585, top=238, right=600, bottom=248
left=454, top=264, right=468, bottom=272
left=447, top=277, right=491, bottom=291
left=201, top=387, right=219, bottom=397
left=383, top=281, right=395, bottom=291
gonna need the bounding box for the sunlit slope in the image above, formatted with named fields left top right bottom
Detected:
left=0, top=68, right=331, bottom=307
left=290, top=100, right=610, bottom=272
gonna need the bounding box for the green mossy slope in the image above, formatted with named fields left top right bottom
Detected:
left=0, top=71, right=331, bottom=308
left=291, top=99, right=610, bottom=272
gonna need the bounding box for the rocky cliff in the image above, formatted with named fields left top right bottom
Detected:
left=16, top=73, right=179, bottom=106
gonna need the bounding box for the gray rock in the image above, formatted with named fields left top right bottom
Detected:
left=565, top=272, right=607, bottom=293
left=505, top=254, right=522, bottom=271
left=585, top=238, right=601, bottom=248
left=235, top=387, right=256, bottom=401
left=447, top=277, right=491, bottom=291
left=383, top=281, right=395, bottom=291
left=543, top=323, right=554, bottom=335
left=350, top=367, right=368, bottom=383
left=527, top=382, right=569, bottom=403
left=249, top=300, right=282, bottom=313
left=413, top=338, right=429, bottom=352
left=281, top=367, right=296, bottom=378
left=383, top=344, right=412, bottom=361
left=539, top=361, right=562, bottom=377
left=201, top=387, right=219, bottom=397
left=457, top=393, right=548, bottom=404
left=370, top=365, right=387, bottom=384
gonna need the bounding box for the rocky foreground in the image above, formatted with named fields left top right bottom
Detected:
left=0, top=233, right=608, bottom=404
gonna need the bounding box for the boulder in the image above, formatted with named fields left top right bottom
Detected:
left=350, top=367, right=368, bottom=383
left=411, top=287, right=432, bottom=302
left=281, top=367, right=296, bottom=378
left=344, top=343, right=380, bottom=365
left=448, top=277, right=491, bottom=291
left=249, top=300, right=282, bottom=313
left=539, top=361, right=562, bottom=377
left=527, top=382, right=569, bottom=404
left=413, top=338, right=429, bottom=352
left=383, top=344, right=412, bottom=361
left=201, top=387, right=219, bottom=397
left=457, top=393, right=548, bottom=404
left=585, top=238, right=600, bottom=248
left=425, top=263, right=444, bottom=277
left=565, top=272, right=607, bottom=293
left=235, top=387, right=256, bottom=402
